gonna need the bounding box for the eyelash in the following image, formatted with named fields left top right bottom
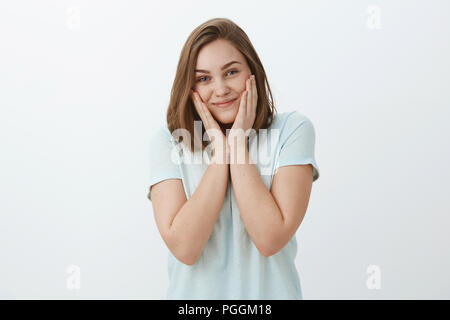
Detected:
left=196, top=70, right=239, bottom=83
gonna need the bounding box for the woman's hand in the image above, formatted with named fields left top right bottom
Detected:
left=228, top=74, right=257, bottom=154
left=190, top=90, right=229, bottom=164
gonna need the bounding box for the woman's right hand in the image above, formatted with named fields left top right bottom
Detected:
left=190, top=90, right=229, bottom=164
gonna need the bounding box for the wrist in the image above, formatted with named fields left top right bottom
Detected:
left=210, top=139, right=230, bottom=165
left=229, top=140, right=249, bottom=165
left=228, top=133, right=248, bottom=149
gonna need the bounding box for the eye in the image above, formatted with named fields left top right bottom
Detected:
left=197, top=76, right=209, bottom=83
left=196, top=70, right=239, bottom=83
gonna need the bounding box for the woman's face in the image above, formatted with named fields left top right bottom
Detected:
left=193, top=39, right=252, bottom=125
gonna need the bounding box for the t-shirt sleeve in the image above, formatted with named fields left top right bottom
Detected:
left=147, top=127, right=182, bottom=202
left=275, top=112, right=320, bottom=182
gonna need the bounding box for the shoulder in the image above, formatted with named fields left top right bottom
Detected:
left=273, top=110, right=314, bottom=128
left=270, top=110, right=316, bottom=139
left=150, top=124, right=176, bottom=146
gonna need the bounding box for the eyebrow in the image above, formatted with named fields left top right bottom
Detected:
left=194, top=61, right=242, bottom=74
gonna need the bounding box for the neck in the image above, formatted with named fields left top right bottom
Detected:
left=220, top=123, right=233, bottom=136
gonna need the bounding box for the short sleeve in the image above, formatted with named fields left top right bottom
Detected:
left=275, top=112, right=320, bottom=182
left=147, top=126, right=182, bottom=201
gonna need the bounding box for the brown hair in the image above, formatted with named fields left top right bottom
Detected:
left=166, top=17, right=277, bottom=152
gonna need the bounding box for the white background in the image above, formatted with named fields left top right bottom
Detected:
left=1, top=0, right=449, bottom=299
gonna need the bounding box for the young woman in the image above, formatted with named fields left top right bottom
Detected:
left=147, top=18, right=320, bottom=300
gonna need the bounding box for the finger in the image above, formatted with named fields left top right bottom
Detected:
left=238, top=90, right=248, bottom=119
left=251, top=75, right=257, bottom=114
left=192, top=92, right=208, bottom=127
left=246, top=77, right=252, bottom=115
left=243, top=77, right=250, bottom=115
left=194, top=92, right=221, bottom=135
left=195, top=93, right=213, bottom=123
left=193, top=92, right=207, bottom=118
left=191, top=91, right=202, bottom=117
left=202, top=104, right=216, bottom=128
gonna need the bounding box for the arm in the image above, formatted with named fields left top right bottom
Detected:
left=229, top=144, right=313, bottom=257
left=151, top=156, right=229, bottom=266
left=152, top=88, right=231, bottom=266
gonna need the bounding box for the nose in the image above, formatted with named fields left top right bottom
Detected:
left=213, top=78, right=231, bottom=96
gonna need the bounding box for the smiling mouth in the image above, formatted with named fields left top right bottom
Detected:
left=213, top=99, right=236, bottom=107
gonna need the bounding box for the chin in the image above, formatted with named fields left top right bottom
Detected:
left=214, top=111, right=237, bottom=125
left=209, top=107, right=237, bottom=125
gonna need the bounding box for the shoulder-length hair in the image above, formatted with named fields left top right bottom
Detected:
left=166, top=17, right=277, bottom=152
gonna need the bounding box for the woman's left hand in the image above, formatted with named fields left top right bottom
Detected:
left=228, top=74, right=258, bottom=148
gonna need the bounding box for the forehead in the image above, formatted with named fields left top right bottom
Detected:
left=196, top=39, right=245, bottom=69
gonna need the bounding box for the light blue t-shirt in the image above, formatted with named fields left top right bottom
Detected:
left=147, top=110, right=320, bottom=300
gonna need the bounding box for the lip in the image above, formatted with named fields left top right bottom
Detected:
left=213, top=98, right=236, bottom=108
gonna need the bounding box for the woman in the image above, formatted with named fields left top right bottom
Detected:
left=147, top=18, right=320, bottom=300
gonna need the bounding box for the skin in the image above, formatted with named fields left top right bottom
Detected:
left=192, top=39, right=253, bottom=137
left=191, top=39, right=257, bottom=163
left=150, top=39, right=314, bottom=265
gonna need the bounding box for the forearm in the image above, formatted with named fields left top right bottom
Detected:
left=230, top=145, right=284, bottom=257
left=169, top=159, right=229, bottom=264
